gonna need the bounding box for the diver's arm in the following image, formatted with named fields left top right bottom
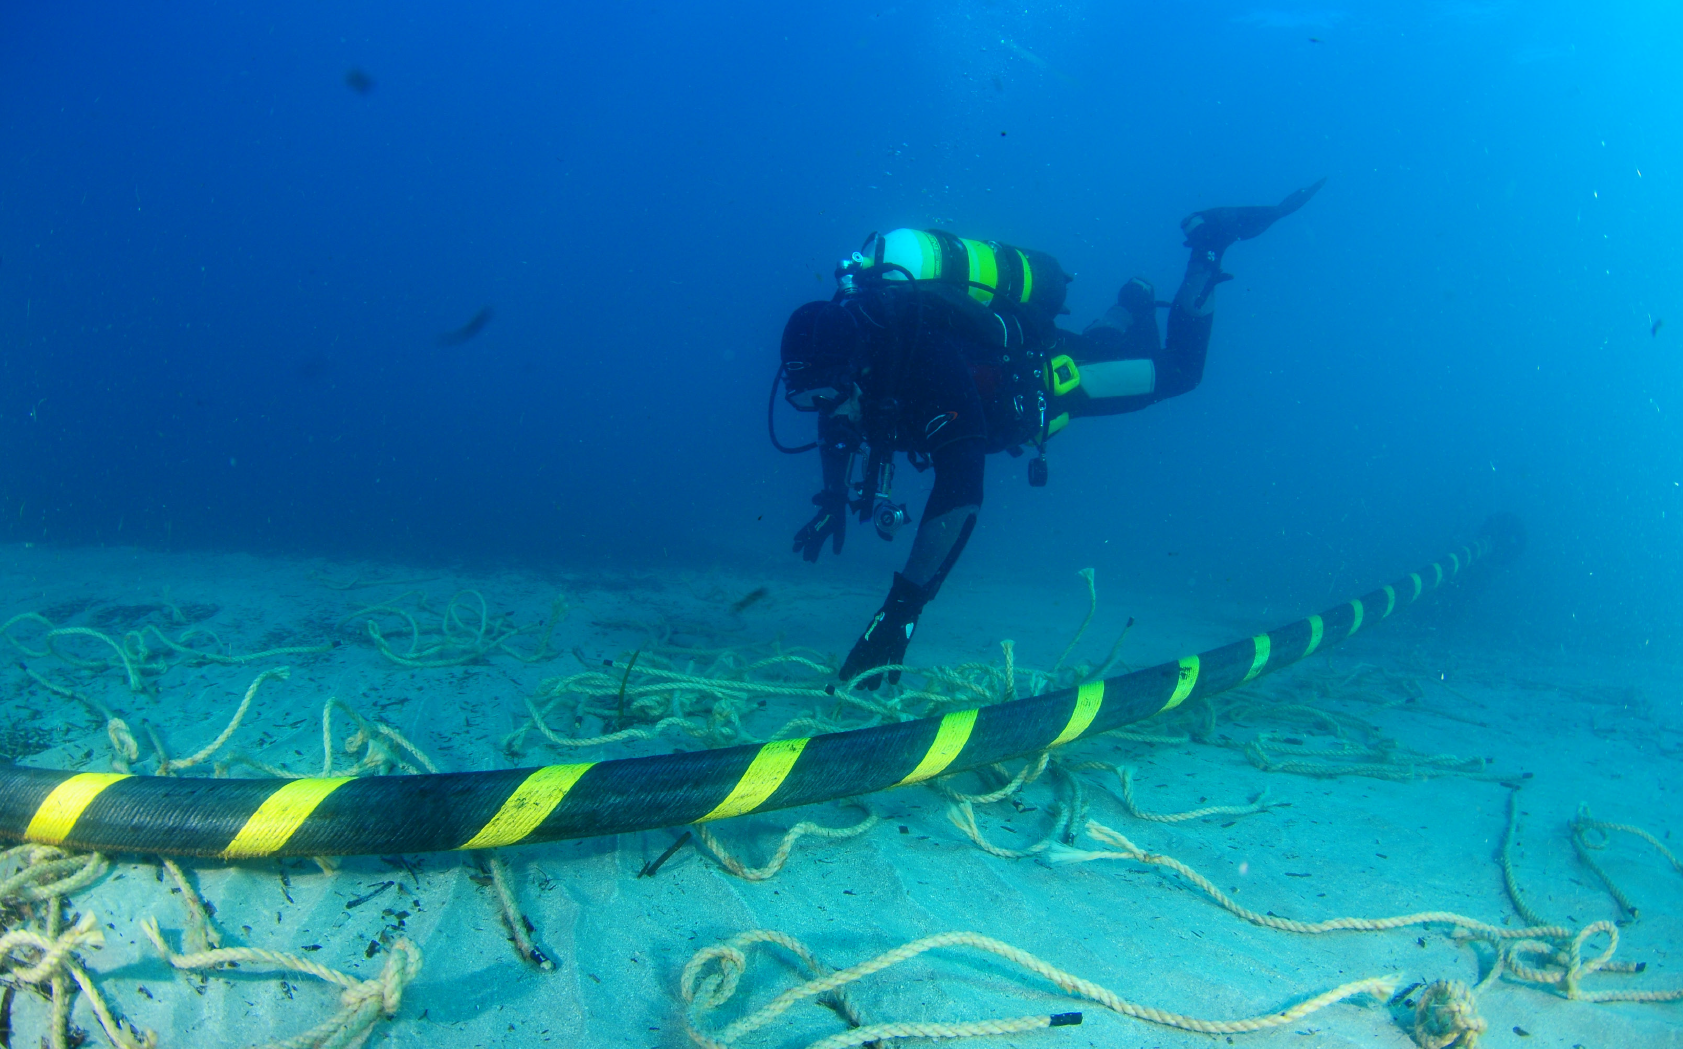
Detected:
left=793, top=413, right=860, bottom=562
left=817, top=411, right=858, bottom=496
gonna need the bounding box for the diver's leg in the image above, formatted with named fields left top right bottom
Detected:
left=1082, top=277, right=1161, bottom=358
left=839, top=438, right=983, bottom=688
left=1160, top=178, right=1326, bottom=398
left=902, top=438, right=984, bottom=594
left=1158, top=251, right=1223, bottom=399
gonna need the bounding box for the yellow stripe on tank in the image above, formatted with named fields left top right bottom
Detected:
left=897, top=709, right=978, bottom=785
left=1017, top=249, right=1034, bottom=303
left=1162, top=656, right=1200, bottom=711
left=915, top=230, right=940, bottom=279
left=1050, top=681, right=1104, bottom=747
left=1382, top=585, right=1396, bottom=617
left=963, top=238, right=997, bottom=304
left=1304, top=616, right=1325, bottom=657
left=1348, top=599, right=1365, bottom=637
left=25, top=773, right=130, bottom=846
left=1243, top=634, right=1271, bottom=682
left=1432, top=563, right=1444, bottom=587
left=699, top=738, right=808, bottom=822
left=458, top=763, right=595, bottom=850
left=223, top=777, right=353, bottom=858
left=1449, top=552, right=1461, bottom=574
left=1410, top=573, right=1423, bottom=600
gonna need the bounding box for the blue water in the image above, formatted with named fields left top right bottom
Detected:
left=3, top=2, right=1679, bottom=657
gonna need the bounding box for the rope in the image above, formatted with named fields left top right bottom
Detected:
left=486, top=853, right=554, bottom=970
left=1051, top=568, right=1097, bottom=674
left=1500, top=788, right=1548, bottom=927
left=1102, top=764, right=1272, bottom=824
left=0, top=849, right=152, bottom=1049
left=142, top=917, right=423, bottom=1049
left=135, top=624, right=334, bottom=666
left=1411, top=980, right=1485, bottom=1049
left=933, top=753, right=1049, bottom=806
left=1570, top=803, right=1683, bottom=919
left=1053, top=820, right=1572, bottom=941
left=694, top=804, right=879, bottom=881
left=159, top=667, right=291, bottom=775
left=681, top=928, right=1395, bottom=1048
left=161, top=857, right=222, bottom=952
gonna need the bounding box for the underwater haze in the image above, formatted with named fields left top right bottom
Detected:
left=3, top=1, right=1682, bottom=655
left=7, top=5, right=1683, bottom=1049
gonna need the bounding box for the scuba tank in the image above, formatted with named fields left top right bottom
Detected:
left=837, top=228, right=1071, bottom=328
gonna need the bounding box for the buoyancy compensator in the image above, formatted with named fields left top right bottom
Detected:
left=836, top=228, right=1077, bottom=488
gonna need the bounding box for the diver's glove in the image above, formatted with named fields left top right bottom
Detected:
left=1181, top=177, right=1326, bottom=256
left=839, top=572, right=929, bottom=690
left=793, top=489, right=848, bottom=562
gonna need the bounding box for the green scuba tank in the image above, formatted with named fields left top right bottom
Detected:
left=839, top=228, right=1071, bottom=325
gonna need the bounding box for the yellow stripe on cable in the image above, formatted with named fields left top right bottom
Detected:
left=1382, top=585, right=1396, bottom=617
left=1348, top=599, right=1364, bottom=636
left=1162, top=656, right=1200, bottom=711
left=1050, top=681, right=1104, bottom=746
left=1304, top=616, right=1325, bottom=657
left=1449, top=552, right=1460, bottom=574
left=25, top=773, right=130, bottom=846
left=1410, top=573, right=1423, bottom=600
left=699, top=738, right=808, bottom=822
left=896, top=709, right=978, bottom=786
left=223, top=777, right=353, bottom=858
left=458, top=764, right=595, bottom=850
left=1243, top=634, right=1271, bottom=682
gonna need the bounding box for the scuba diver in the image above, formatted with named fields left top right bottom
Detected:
left=772, top=180, right=1324, bottom=688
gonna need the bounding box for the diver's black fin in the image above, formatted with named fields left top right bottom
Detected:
left=1180, top=177, right=1326, bottom=254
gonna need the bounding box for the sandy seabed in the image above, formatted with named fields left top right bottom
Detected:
left=0, top=540, right=1679, bottom=1049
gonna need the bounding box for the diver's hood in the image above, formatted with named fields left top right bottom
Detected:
left=780, top=300, right=863, bottom=391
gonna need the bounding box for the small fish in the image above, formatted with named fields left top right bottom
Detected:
left=1652, top=317, right=1664, bottom=337
left=731, top=587, right=770, bottom=613
left=344, top=68, right=375, bottom=95
left=1309, top=37, right=1323, bottom=43
left=438, top=306, right=493, bottom=346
